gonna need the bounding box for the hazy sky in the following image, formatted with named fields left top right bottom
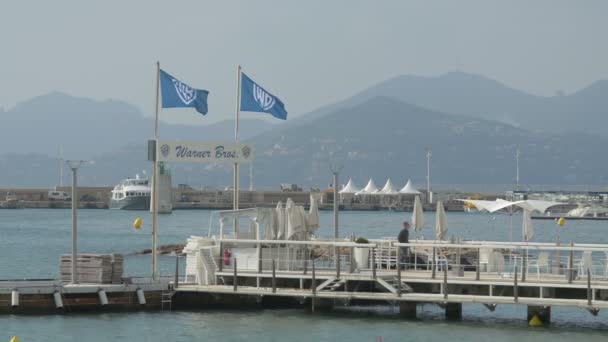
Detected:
left=1, top=1, right=607, bottom=124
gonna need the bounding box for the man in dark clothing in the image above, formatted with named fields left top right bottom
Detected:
left=398, top=221, right=410, bottom=269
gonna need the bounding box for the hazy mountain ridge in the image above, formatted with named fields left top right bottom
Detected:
left=0, top=92, right=273, bottom=157
left=1, top=72, right=608, bottom=189
left=288, top=72, right=608, bottom=136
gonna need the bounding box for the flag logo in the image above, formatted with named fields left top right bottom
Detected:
left=241, top=145, right=252, bottom=159
left=161, top=144, right=170, bottom=157
left=253, top=83, right=275, bottom=110
left=172, top=78, right=197, bottom=105
left=159, top=69, right=209, bottom=115
left=240, top=71, right=287, bottom=120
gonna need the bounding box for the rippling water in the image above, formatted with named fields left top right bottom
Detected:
left=1, top=209, right=607, bottom=340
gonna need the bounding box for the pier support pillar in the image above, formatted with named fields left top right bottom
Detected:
left=399, top=301, right=417, bottom=319
left=527, top=306, right=551, bottom=325
left=445, top=303, right=462, bottom=321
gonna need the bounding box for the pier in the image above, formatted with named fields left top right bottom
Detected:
left=2, top=238, right=608, bottom=325
left=173, top=238, right=608, bottom=324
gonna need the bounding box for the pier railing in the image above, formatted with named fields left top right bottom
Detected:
left=207, top=238, right=608, bottom=285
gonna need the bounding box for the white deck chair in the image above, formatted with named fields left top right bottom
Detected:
left=493, top=251, right=505, bottom=276
left=577, top=251, right=594, bottom=279
left=479, top=248, right=493, bottom=272
left=528, top=252, right=550, bottom=278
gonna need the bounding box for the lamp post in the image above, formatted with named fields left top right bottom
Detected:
left=426, top=148, right=432, bottom=204
left=515, top=146, right=520, bottom=191
left=65, top=160, right=88, bottom=284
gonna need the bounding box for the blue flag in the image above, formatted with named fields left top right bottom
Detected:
left=159, top=69, right=209, bottom=115
left=240, top=72, right=287, bottom=120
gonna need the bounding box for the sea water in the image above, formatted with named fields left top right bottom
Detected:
left=1, top=209, right=607, bottom=341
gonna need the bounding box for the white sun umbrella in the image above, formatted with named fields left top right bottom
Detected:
left=435, top=200, right=448, bottom=240
left=286, top=198, right=305, bottom=240
left=522, top=209, right=534, bottom=242
left=275, top=201, right=286, bottom=240
left=308, top=195, right=320, bottom=233
left=411, top=195, right=425, bottom=234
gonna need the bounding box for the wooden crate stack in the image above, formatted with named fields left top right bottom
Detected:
left=60, top=254, right=124, bottom=284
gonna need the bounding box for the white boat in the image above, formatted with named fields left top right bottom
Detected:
left=0, top=192, right=22, bottom=209
left=109, top=175, right=151, bottom=210
left=567, top=204, right=608, bottom=218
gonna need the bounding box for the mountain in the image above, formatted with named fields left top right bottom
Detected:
left=245, top=96, right=608, bottom=188
left=2, top=77, right=608, bottom=189
left=291, top=72, right=608, bottom=137
left=0, top=92, right=273, bottom=158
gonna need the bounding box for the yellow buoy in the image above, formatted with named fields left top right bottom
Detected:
left=528, top=314, right=543, bottom=327
left=557, top=217, right=566, bottom=227
left=10, top=336, right=20, bottom=342
left=133, top=217, right=143, bottom=230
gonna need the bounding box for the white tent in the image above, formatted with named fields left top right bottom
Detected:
left=339, top=178, right=360, bottom=194
left=435, top=200, right=448, bottom=240
left=356, top=179, right=379, bottom=195
left=379, top=179, right=399, bottom=195
left=411, top=195, right=425, bottom=233
left=458, top=199, right=562, bottom=214
left=399, top=179, right=421, bottom=194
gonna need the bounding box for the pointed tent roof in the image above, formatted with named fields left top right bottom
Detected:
left=380, top=179, right=399, bottom=195
left=339, top=178, right=360, bottom=194
left=356, top=179, right=379, bottom=195
left=399, top=179, right=421, bottom=194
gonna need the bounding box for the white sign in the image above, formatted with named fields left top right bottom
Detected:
left=157, top=140, right=253, bottom=164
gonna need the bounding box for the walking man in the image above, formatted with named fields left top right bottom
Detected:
left=398, top=221, right=410, bottom=269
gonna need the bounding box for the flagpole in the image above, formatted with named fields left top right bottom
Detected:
left=152, top=61, right=160, bottom=281
left=233, top=65, right=242, bottom=214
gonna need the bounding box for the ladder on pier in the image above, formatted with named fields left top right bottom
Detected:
left=161, top=288, right=174, bottom=311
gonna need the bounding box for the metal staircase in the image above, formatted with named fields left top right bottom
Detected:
left=197, top=247, right=218, bottom=285
left=377, top=276, right=413, bottom=294
left=316, top=278, right=346, bottom=292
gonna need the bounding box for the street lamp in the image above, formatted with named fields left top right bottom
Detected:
left=426, top=148, right=432, bottom=204
left=64, top=160, right=90, bottom=284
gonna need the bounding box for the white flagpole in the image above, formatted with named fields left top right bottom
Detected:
left=152, top=61, right=160, bottom=281
left=233, top=65, right=242, bottom=212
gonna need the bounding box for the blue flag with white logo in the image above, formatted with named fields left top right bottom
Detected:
left=240, top=72, right=287, bottom=120
left=159, top=69, right=209, bottom=115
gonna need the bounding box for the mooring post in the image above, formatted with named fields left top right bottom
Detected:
left=372, top=247, right=377, bottom=279
left=443, top=265, right=448, bottom=299
left=303, top=246, right=308, bottom=275
left=233, top=257, right=238, bottom=292
left=396, top=245, right=401, bottom=271
left=514, top=265, right=518, bottom=302
left=587, top=269, right=592, bottom=306
left=272, top=259, right=276, bottom=294
left=312, top=260, right=316, bottom=295
left=336, top=245, right=341, bottom=279
left=432, top=247, right=437, bottom=279
left=218, top=241, right=223, bottom=272
left=568, top=242, right=574, bottom=284
left=475, top=247, right=480, bottom=281
left=397, top=257, right=402, bottom=297
left=522, top=249, right=527, bottom=282
left=174, top=253, right=179, bottom=289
